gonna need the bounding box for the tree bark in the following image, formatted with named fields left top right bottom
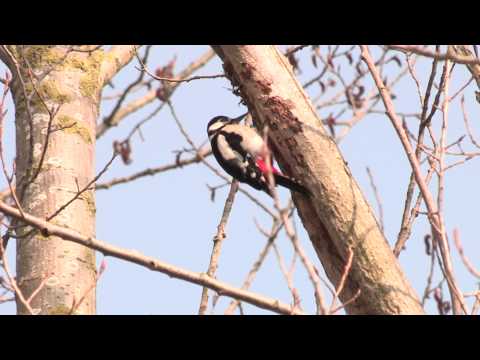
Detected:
left=213, top=45, right=424, bottom=314
left=2, top=46, right=101, bottom=314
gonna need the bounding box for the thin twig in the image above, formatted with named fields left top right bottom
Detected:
left=47, top=152, right=117, bottom=221
left=406, top=54, right=423, bottom=107
left=461, top=95, right=480, bottom=149
left=328, top=248, right=354, bottom=314
left=25, top=273, right=50, bottom=305
left=96, top=49, right=215, bottom=138
left=0, top=239, right=34, bottom=314
left=388, top=45, right=480, bottom=65
left=452, top=228, right=480, bottom=279
left=421, top=239, right=437, bottom=306
left=102, top=46, right=153, bottom=128
left=0, top=72, right=24, bottom=219
left=96, top=147, right=211, bottom=190
left=224, top=219, right=285, bottom=315
left=70, top=258, right=107, bottom=314
left=135, top=51, right=225, bottom=84
left=285, top=45, right=310, bottom=57
left=361, top=45, right=467, bottom=315
left=198, top=181, right=239, bottom=315
left=261, top=127, right=327, bottom=315
left=366, top=167, right=384, bottom=233
left=272, top=243, right=302, bottom=312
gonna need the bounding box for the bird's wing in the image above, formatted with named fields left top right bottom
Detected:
left=215, top=131, right=267, bottom=191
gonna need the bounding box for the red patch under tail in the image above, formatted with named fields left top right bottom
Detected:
left=256, top=158, right=282, bottom=176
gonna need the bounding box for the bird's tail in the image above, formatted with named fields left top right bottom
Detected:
left=256, top=158, right=311, bottom=196
left=274, top=173, right=311, bottom=197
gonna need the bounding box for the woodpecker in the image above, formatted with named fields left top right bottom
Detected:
left=207, top=114, right=310, bottom=197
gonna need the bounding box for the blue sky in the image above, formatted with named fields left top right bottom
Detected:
left=1, top=45, right=479, bottom=315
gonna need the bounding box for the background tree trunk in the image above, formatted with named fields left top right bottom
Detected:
left=214, top=45, right=425, bottom=314
left=5, top=46, right=101, bottom=314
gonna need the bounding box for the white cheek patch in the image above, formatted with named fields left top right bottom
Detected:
left=208, top=122, right=226, bottom=132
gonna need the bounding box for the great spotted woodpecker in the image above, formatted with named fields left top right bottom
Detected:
left=207, top=114, right=310, bottom=197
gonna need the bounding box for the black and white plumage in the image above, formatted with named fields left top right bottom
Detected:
left=207, top=115, right=310, bottom=196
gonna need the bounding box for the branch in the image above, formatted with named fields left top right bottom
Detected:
left=101, top=46, right=153, bottom=130
left=453, top=228, right=480, bottom=279
left=137, top=58, right=225, bottom=83
left=366, top=167, right=384, bottom=233
left=100, top=45, right=140, bottom=86
left=0, top=240, right=34, bottom=314
left=0, top=199, right=304, bottom=315
left=198, top=181, right=239, bottom=315
left=388, top=45, right=480, bottom=65
left=261, top=131, right=327, bottom=315
left=395, top=53, right=440, bottom=257
left=224, top=219, right=285, bottom=315
left=48, top=151, right=117, bottom=220
left=450, top=45, right=480, bottom=103
left=272, top=243, right=302, bottom=312
left=361, top=45, right=467, bottom=315
left=461, top=95, right=480, bottom=149
left=96, top=147, right=212, bottom=190
left=96, top=49, right=215, bottom=138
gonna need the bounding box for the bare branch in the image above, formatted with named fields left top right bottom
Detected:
left=96, top=49, right=215, bottom=138
left=461, top=95, right=480, bottom=149
left=361, top=45, right=467, bottom=314
left=0, top=240, right=34, bottom=314
left=96, top=146, right=212, bottom=190
left=366, top=167, right=384, bottom=233
left=0, top=199, right=304, bottom=315
left=453, top=228, right=480, bottom=279
left=395, top=52, right=440, bottom=257
left=100, top=45, right=140, bottom=86
left=388, top=45, right=480, bottom=65
left=329, top=248, right=354, bottom=314
left=224, top=219, right=285, bottom=315
left=47, top=151, right=117, bottom=221
left=198, top=181, right=239, bottom=315
left=137, top=59, right=225, bottom=83
left=272, top=243, right=302, bottom=312
left=102, top=46, right=153, bottom=129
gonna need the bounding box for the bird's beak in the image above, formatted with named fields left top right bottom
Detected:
left=230, top=112, right=249, bottom=123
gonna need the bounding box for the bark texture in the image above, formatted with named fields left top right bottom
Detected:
left=214, top=45, right=424, bottom=314
left=4, top=46, right=101, bottom=314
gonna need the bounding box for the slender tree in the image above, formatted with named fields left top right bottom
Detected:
left=0, top=45, right=136, bottom=314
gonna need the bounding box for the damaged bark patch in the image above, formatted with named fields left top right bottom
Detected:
left=256, top=79, right=272, bottom=95
left=240, top=62, right=254, bottom=81
left=263, top=96, right=303, bottom=134
left=285, top=137, right=308, bottom=168
left=265, top=116, right=279, bottom=131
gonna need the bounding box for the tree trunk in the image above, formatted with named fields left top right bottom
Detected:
left=4, top=46, right=101, bottom=314
left=214, top=45, right=424, bottom=314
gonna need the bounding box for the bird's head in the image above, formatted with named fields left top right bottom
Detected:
left=207, top=113, right=248, bottom=139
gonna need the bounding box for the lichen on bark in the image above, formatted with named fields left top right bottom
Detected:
left=6, top=45, right=102, bottom=315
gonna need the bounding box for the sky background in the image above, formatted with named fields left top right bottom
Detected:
left=1, top=45, right=479, bottom=315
